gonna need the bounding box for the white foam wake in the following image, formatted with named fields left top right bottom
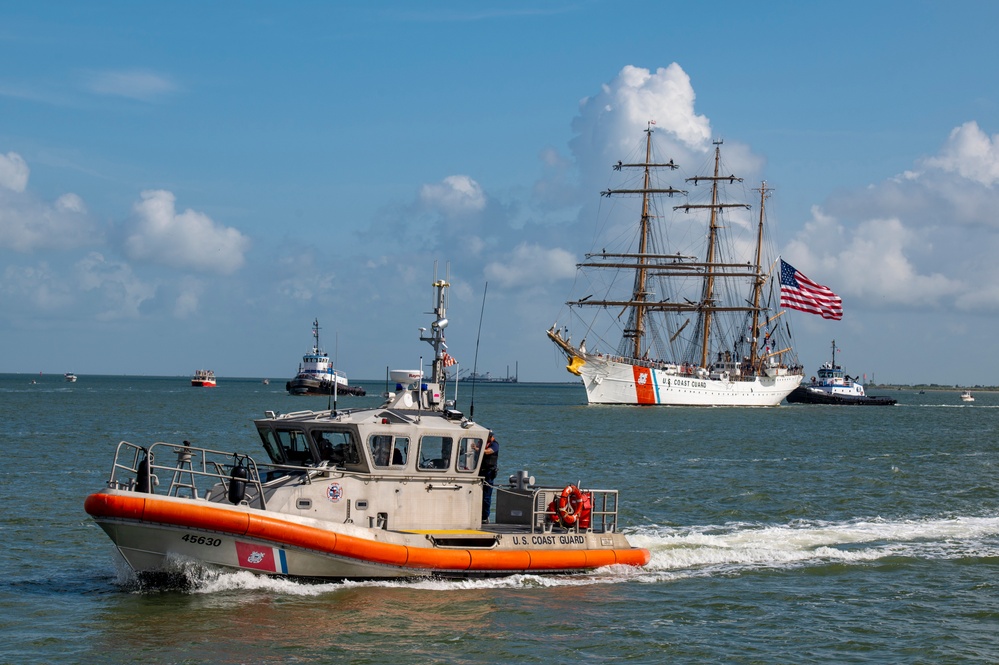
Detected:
left=119, top=514, right=999, bottom=596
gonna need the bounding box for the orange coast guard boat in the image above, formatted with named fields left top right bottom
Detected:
left=85, top=271, right=650, bottom=581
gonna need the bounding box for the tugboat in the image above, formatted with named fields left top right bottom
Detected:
left=191, top=370, right=216, bottom=387
left=286, top=319, right=365, bottom=397
left=786, top=341, right=896, bottom=405
left=84, top=270, right=650, bottom=581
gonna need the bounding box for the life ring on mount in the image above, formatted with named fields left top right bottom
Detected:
left=553, top=484, right=592, bottom=528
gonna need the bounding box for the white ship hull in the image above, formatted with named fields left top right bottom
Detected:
left=578, top=356, right=802, bottom=406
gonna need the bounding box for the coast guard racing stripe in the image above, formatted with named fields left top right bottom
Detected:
left=236, top=541, right=288, bottom=574
left=632, top=366, right=656, bottom=404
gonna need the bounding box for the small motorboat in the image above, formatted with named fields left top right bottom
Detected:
left=85, top=271, right=650, bottom=581
left=961, top=391, right=974, bottom=402
left=786, top=341, right=896, bottom=406
left=64, top=373, right=78, bottom=382
left=191, top=370, right=216, bottom=387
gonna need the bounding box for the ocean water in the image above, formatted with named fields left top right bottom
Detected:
left=2, top=373, right=998, bottom=664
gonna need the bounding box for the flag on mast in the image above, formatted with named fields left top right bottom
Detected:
left=779, top=259, right=843, bottom=320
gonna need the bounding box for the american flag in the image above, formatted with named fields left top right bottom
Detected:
left=779, top=259, right=843, bottom=320
left=442, top=352, right=458, bottom=367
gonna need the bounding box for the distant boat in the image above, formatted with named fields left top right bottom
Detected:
left=286, top=319, right=365, bottom=396
left=191, top=369, right=217, bottom=387
left=786, top=341, right=896, bottom=406
left=64, top=372, right=77, bottom=382
left=961, top=390, right=974, bottom=402
left=262, top=379, right=270, bottom=385
left=459, top=364, right=518, bottom=384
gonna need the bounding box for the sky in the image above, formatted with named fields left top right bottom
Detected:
left=3, top=1, right=999, bottom=386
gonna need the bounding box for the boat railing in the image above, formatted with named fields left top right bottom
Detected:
left=106, top=440, right=324, bottom=511
left=495, top=483, right=620, bottom=533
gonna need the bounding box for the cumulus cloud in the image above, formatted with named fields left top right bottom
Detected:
left=0, top=152, right=98, bottom=252
left=0, top=152, right=29, bottom=192
left=81, top=69, right=179, bottom=102
left=571, top=64, right=713, bottom=177
left=922, top=121, right=999, bottom=187
left=123, top=190, right=250, bottom=274
left=75, top=252, right=157, bottom=320
left=787, top=119, right=999, bottom=312
left=419, top=175, right=486, bottom=216
left=483, top=242, right=577, bottom=288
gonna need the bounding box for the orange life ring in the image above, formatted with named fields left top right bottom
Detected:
left=553, top=484, right=592, bottom=529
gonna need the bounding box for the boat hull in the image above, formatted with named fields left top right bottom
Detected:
left=85, top=490, right=649, bottom=580
left=785, top=387, right=897, bottom=405
left=286, top=377, right=365, bottom=396
left=577, top=356, right=801, bottom=406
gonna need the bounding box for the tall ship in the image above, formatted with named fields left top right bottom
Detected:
left=84, top=270, right=649, bottom=581
left=548, top=126, right=803, bottom=406
left=286, top=319, right=365, bottom=397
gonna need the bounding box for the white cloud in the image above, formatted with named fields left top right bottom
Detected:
left=124, top=190, right=250, bottom=274
left=81, top=69, right=179, bottom=102
left=0, top=261, right=73, bottom=310
left=571, top=64, right=713, bottom=175
left=786, top=212, right=961, bottom=308
left=797, top=120, right=999, bottom=314
left=173, top=277, right=203, bottom=318
left=922, top=121, right=999, bottom=187
left=0, top=151, right=29, bottom=192
left=0, top=154, right=98, bottom=252
left=419, top=175, right=486, bottom=216
left=75, top=252, right=157, bottom=320
left=483, top=242, right=577, bottom=288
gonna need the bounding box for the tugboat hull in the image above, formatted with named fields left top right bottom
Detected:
left=786, top=386, right=896, bottom=405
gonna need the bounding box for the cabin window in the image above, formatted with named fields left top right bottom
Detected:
left=272, top=428, right=316, bottom=466
left=391, top=437, right=409, bottom=466
left=369, top=435, right=393, bottom=467
left=417, top=435, right=453, bottom=471
left=368, top=435, right=410, bottom=467
left=256, top=428, right=285, bottom=464
left=313, top=429, right=361, bottom=468
left=456, top=437, right=483, bottom=472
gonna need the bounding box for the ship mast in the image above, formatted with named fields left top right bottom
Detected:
left=420, top=264, right=450, bottom=388
left=677, top=141, right=749, bottom=368
left=629, top=127, right=654, bottom=359
left=748, top=181, right=771, bottom=367
left=598, top=124, right=684, bottom=359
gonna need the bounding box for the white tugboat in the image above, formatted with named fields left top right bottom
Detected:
left=786, top=341, right=896, bottom=406
left=85, top=269, right=650, bottom=581
left=548, top=126, right=803, bottom=405
left=286, top=319, right=365, bottom=396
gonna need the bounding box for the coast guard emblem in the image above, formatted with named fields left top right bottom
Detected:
left=637, top=372, right=648, bottom=385
left=246, top=551, right=265, bottom=564
left=326, top=483, right=343, bottom=503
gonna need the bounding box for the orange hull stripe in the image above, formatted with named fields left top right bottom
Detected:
left=85, top=492, right=650, bottom=572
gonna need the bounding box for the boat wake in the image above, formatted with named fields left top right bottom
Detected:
left=111, top=513, right=999, bottom=595
left=627, top=514, right=999, bottom=581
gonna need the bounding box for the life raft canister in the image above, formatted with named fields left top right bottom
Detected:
left=549, top=484, right=592, bottom=529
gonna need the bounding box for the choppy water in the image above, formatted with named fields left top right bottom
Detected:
left=2, top=374, right=998, bottom=663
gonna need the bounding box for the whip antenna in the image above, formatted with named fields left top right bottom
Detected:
left=469, top=282, right=488, bottom=419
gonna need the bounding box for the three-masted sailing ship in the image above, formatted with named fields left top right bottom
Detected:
left=548, top=125, right=803, bottom=406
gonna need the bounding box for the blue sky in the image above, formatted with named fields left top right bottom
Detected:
left=3, top=1, right=999, bottom=385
